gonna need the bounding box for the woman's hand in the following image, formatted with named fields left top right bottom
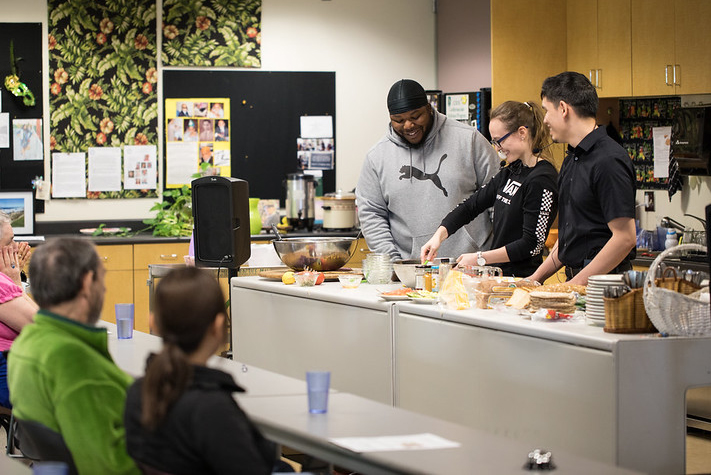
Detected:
left=420, top=226, right=448, bottom=263
left=0, top=246, right=21, bottom=285
left=455, top=253, right=478, bottom=268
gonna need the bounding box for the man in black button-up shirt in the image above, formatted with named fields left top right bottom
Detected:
left=529, top=72, right=636, bottom=286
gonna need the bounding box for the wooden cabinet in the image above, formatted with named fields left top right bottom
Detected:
left=567, top=0, right=632, bottom=98
left=491, top=0, right=567, bottom=106
left=631, top=0, right=711, bottom=96
left=96, top=245, right=134, bottom=326
left=133, top=242, right=188, bottom=332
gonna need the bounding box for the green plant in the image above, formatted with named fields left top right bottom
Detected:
left=143, top=185, right=193, bottom=237
left=143, top=163, right=211, bottom=237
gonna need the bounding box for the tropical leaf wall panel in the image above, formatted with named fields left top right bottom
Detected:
left=162, top=0, right=261, bottom=67
left=48, top=0, right=158, bottom=199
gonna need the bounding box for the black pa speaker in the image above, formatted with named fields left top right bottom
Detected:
left=192, top=176, right=251, bottom=268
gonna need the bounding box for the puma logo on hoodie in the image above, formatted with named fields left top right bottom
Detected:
left=398, top=153, right=449, bottom=197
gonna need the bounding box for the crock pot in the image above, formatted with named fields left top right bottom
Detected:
left=322, top=191, right=356, bottom=230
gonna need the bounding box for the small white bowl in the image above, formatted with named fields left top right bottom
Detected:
left=338, top=274, right=363, bottom=289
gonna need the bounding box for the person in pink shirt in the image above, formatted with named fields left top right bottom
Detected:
left=0, top=211, right=37, bottom=407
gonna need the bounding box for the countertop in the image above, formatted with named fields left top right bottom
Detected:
left=27, top=220, right=360, bottom=245
left=230, top=276, right=692, bottom=352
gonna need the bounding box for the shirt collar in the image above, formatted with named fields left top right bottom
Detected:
left=35, top=310, right=110, bottom=357
left=566, top=126, right=605, bottom=159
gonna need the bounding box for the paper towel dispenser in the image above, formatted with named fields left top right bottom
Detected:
left=671, top=106, right=711, bottom=175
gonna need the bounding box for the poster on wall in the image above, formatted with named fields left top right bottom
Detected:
left=124, top=145, right=157, bottom=190
left=12, top=119, right=43, bottom=161
left=445, top=94, right=470, bottom=121
left=48, top=0, right=158, bottom=199
left=165, top=98, right=231, bottom=188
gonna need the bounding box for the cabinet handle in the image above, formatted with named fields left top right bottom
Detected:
left=160, top=254, right=178, bottom=260
left=665, top=65, right=672, bottom=86
left=596, top=69, right=601, bottom=89
left=673, top=64, right=680, bottom=86
left=588, top=69, right=594, bottom=84
left=102, top=256, right=109, bottom=261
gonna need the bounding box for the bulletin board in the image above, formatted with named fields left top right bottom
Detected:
left=0, top=23, right=44, bottom=212
left=163, top=70, right=336, bottom=204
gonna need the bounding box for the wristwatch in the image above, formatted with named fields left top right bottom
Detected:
left=476, top=251, right=486, bottom=266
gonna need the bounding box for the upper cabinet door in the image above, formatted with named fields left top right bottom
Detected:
left=674, top=0, right=711, bottom=95
left=597, top=0, right=632, bottom=97
left=631, top=0, right=676, bottom=96
left=567, top=0, right=598, bottom=82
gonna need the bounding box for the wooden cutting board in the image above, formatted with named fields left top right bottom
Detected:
left=258, top=268, right=360, bottom=281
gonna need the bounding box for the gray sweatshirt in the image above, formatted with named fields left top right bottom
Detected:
left=356, top=111, right=498, bottom=260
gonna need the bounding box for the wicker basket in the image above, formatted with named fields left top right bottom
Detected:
left=604, top=287, right=656, bottom=333
left=643, top=243, right=711, bottom=336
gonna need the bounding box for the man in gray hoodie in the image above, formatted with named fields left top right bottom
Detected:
left=356, top=79, right=499, bottom=260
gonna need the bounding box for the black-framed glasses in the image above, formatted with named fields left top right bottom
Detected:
left=490, top=126, right=527, bottom=149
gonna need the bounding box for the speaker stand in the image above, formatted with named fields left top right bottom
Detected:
left=222, top=267, right=239, bottom=360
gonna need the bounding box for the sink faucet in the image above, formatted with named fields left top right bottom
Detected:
left=684, top=213, right=707, bottom=229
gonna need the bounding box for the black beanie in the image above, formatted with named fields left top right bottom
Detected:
left=387, top=79, right=428, bottom=115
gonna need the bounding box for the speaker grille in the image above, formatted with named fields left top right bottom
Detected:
left=192, top=176, right=251, bottom=268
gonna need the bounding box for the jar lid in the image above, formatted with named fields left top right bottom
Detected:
left=324, top=190, right=356, bottom=199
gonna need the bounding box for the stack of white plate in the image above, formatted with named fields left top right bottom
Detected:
left=586, top=274, right=625, bottom=325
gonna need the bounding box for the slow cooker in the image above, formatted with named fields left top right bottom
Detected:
left=321, top=191, right=356, bottom=230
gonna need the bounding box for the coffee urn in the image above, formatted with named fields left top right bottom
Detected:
left=284, top=172, right=316, bottom=230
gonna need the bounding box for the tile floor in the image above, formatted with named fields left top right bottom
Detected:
left=2, top=426, right=711, bottom=473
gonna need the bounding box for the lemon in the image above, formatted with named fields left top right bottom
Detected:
left=282, top=271, right=295, bottom=285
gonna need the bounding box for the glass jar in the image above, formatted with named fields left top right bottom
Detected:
left=438, top=258, right=452, bottom=289
left=363, top=253, right=393, bottom=285
left=415, top=265, right=432, bottom=291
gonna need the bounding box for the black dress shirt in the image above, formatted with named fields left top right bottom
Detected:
left=558, top=126, right=636, bottom=269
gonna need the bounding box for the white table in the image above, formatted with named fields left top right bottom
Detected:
left=105, top=323, right=638, bottom=474
left=104, top=322, right=310, bottom=397
left=230, top=276, right=711, bottom=474
left=239, top=392, right=640, bottom=475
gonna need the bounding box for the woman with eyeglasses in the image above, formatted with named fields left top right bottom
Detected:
left=421, top=101, right=558, bottom=277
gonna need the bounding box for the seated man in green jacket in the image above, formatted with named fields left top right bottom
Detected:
left=8, top=237, right=139, bottom=475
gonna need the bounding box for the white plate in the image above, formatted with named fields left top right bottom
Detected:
left=588, top=274, right=624, bottom=283
left=79, top=227, right=130, bottom=235
left=380, top=294, right=412, bottom=301
left=408, top=298, right=439, bottom=305
left=587, top=318, right=605, bottom=326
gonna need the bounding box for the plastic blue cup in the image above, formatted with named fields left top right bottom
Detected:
left=33, top=462, right=69, bottom=475
left=306, top=371, right=330, bottom=414
left=115, top=303, right=134, bottom=339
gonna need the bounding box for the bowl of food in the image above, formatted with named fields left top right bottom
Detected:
left=338, top=274, right=363, bottom=289
left=294, top=271, right=320, bottom=287
left=272, top=237, right=357, bottom=271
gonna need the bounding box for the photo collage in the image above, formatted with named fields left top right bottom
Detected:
left=165, top=98, right=231, bottom=186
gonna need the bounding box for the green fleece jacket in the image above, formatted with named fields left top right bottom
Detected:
left=8, top=311, right=139, bottom=475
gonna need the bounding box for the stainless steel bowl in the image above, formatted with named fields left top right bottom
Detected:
left=272, top=237, right=357, bottom=271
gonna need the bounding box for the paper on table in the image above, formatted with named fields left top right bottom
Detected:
left=329, top=433, right=460, bottom=453
left=653, top=126, right=672, bottom=178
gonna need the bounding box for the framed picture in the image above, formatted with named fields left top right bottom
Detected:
left=0, top=191, right=34, bottom=235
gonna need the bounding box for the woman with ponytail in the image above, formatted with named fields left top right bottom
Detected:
left=123, top=266, right=276, bottom=474
left=421, top=101, right=559, bottom=277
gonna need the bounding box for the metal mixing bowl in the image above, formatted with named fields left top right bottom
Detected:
left=272, top=237, right=357, bottom=271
